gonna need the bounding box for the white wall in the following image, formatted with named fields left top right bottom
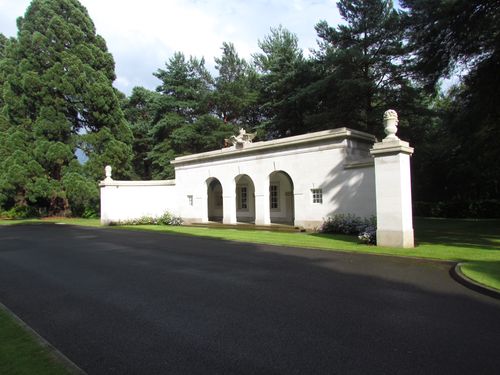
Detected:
left=100, top=181, right=178, bottom=224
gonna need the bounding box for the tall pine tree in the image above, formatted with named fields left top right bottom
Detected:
left=0, top=0, right=132, bottom=216
left=213, top=42, right=260, bottom=129
left=125, top=52, right=234, bottom=180
left=402, top=0, right=500, bottom=216
left=313, top=0, right=411, bottom=135
left=253, top=25, right=308, bottom=137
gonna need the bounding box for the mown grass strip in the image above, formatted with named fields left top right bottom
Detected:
left=459, top=262, right=500, bottom=291
left=0, top=305, right=74, bottom=375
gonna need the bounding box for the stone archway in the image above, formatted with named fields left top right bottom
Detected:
left=235, top=174, right=256, bottom=223
left=206, top=178, right=223, bottom=222
left=269, top=171, right=294, bottom=225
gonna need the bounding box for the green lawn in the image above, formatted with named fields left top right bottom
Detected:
left=0, top=217, right=101, bottom=227
left=459, top=261, right=500, bottom=291
left=0, top=306, right=73, bottom=375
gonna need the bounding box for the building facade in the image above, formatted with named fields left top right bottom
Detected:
left=100, top=127, right=377, bottom=230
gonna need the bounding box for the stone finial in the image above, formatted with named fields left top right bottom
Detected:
left=383, top=109, right=399, bottom=141
left=104, top=165, right=113, bottom=181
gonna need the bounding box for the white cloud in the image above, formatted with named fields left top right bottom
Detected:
left=0, top=0, right=342, bottom=94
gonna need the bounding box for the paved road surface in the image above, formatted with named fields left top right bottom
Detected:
left=1, top=224, right=499, bottom=374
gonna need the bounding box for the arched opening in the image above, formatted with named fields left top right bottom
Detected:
left=269, top=171, right=295, bottom=225
left=235, top=174, right=255, bottom=223
left=207, top=178, right=223, bottom=222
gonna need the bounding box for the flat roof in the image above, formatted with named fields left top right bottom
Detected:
left=171, top=127, right=376, bottom=166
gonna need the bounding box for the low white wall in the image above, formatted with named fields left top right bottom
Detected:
left=100, top=180, right=178, bottom=225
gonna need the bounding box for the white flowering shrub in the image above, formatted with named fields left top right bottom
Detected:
left=321, top=214, right=376, bottom=245
left=115, top=212, right=183, bottom=226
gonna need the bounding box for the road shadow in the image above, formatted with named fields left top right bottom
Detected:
left=0, top=224, right=499, bottom=375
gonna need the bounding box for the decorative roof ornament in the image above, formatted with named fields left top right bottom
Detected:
left=226, top=128, right=256, bottom=148
left=383, top=109, right=399, bottom=141
left=104, top=165, right=113, bottom=182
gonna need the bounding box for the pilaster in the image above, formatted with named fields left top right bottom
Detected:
left=254, top=175, right=271, bottom=225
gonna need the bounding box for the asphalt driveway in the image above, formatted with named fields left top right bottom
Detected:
left=1, top=224, right=499, bottom=374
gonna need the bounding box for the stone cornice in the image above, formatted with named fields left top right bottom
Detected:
left=370, top=139, right=414, bottom=157
left=343, top=159, right=375, bottom=169
left=99, top=179, right=176, bottom=187
left=172, top=128, right=376, bottom=166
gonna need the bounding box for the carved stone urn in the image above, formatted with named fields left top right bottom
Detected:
left=383, top=109, right=399, bottom=141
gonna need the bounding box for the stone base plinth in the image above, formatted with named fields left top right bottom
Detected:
left=377, top=229, right=414, bottom=248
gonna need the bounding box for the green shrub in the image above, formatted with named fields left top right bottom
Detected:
left=62, top=172, right=99, bottom=217
left=321, top=214, right=376, bottom=244
left=82, top=207, right=99, bottom=219
left=2, top=205, right=40, bottom=219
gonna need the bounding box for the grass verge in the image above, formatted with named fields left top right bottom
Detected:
left=0, top=305, right=73, bottom=375
left=0, top=217, right=101, bottom=227
left=459, top=261, right=500, bottom=291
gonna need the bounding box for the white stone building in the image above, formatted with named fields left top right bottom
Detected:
left=100, top=110, right=415, bottom=247
left=100, top=127, right=377, bottom=229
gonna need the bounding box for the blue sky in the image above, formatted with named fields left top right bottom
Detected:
left=0, top=0, right=343, bottom=95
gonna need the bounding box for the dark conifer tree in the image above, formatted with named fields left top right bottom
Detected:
left=312, top=0, right=411, bottom=135
left=402, top=0, right=500, bottom=216
left=253, top=26, right=308, bottom=137
left=213, top=42, right=260, bottom=130
left=0, top=0, right=132, bottom=216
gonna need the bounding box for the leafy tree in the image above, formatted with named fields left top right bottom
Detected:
left=253, top=25, right=308, bottom=137
left=154, top=52, right=213, bottom=119
left=121, top=86, right=160, bottom=179
left=0, top=33, right=7, bottom=57
left=170, top=114, right=234, bottom=154
left=146, top=53, right=212, bottom=178
left=213, top=42, right=260, bottom=129
left=401, top=0, right=500, bottom=90
left=0, top=128, right=44, bottom=209
left=402, top=0, right=500, bottom=216
left=312, top=0, right=413, bottom=135
left=124, top=52, right=235, bottom=180
left=62, top=168, right=99, bottom=217
left=0, top=0, right=132, bottom=215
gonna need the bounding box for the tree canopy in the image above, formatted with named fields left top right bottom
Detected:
left=401, top=0, right=500, bottom=216
left=1, top=0, right=498, bottom=219
left=311, top=0, right=412, bottom=135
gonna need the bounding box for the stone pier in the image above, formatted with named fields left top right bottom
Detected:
left=371, top=110, right=415, bottom=248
